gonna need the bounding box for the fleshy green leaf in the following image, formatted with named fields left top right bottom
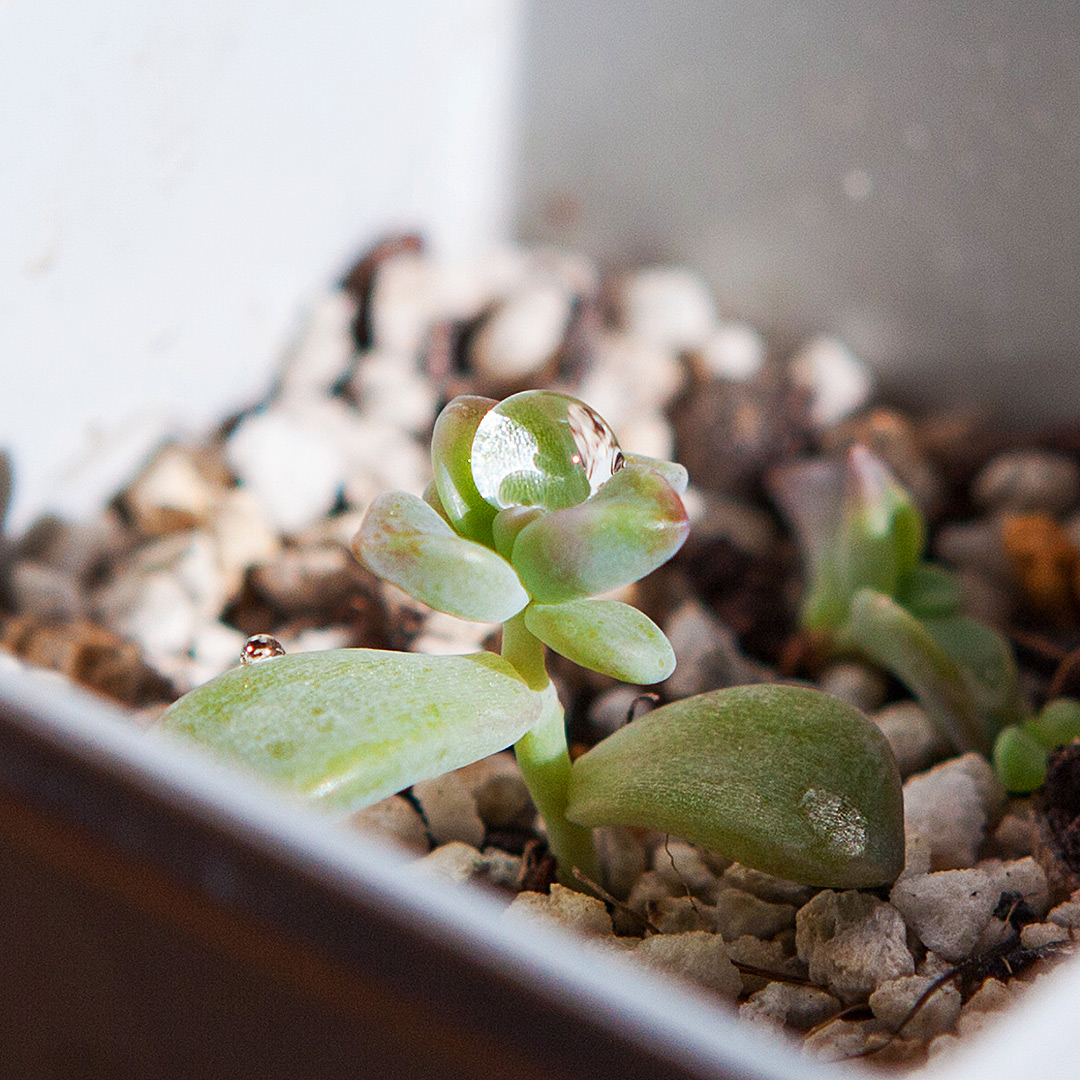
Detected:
left=430, top=395, right=498, bottom=545
left=352, top=490, right=528, bottom=621
left=922, top=615, right=1022, bottom=741
left=1025, top=697, right=1080, bottom=750
left=567, top=684, right=905, bottom=888
left=895, top=564, right=963, bottom=620
left=511, top=465, right=689, bottom=603
left=844, top=590, right=990, bottom=754
left=524, top=599, right=676, bottom=684
left=622, top=453, right=689, bottom=494
left=158, top=649, right=543, bottom=811
left=993, top=724, right=1049, bottom=793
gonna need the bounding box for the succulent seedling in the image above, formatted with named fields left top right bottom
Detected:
left=771, top=445, right=1080, bottom=792
left=161, top=391, right=904, bottom=888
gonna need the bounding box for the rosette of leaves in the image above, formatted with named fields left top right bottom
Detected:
left=160, top=391, right=904, bottom=889
left=770, top=445, right=1080, bottom=792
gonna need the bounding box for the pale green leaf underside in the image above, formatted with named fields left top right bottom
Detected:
left=353, top=490, right=529, bottom=622
left=158, top=649, right=543, bottom=812
left=567, top=684, right=905, bottom=888
left=525, top=599, right=676, bottom=684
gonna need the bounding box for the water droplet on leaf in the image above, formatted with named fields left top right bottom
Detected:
left=241, top=634, right=286, bottom=665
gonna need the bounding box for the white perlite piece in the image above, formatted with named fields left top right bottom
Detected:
left=616, top=266, right=717, bottom=351
left=349, top=350, right=439, bottom=436
left=739, top=982, right=840, bottom=1033
left=889, top=858, right=1048, bottom=962
left=795, top=890, right=914, bottom=1004
left=277, top=290, right=358, bottom=400
left=696, top=321, right=765, bottom=382
left=226, top=407, right=347, bottom=535
left=902, top=752, right=1005, bottom=870
left=506, top=884, right=613, bottom=938
left=634, top=931, right=742, bottom=1000
left=788, top=336, right=873, bottom=428
left=869, top=973, right=961, bottom=1041
left=470, top=280, right=575, bottom=388
left=411, top=770, right=486, bottom=849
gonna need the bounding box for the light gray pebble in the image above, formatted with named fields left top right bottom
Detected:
left=1019, top=922, right=1072, bottom=950
left=990, top=810, right=1038, bottom=859
left=226, top=407, right=347, bottom=535
left=903, top=753, right=1005, bottom=870
left=890, top=867, right=1000, bottom=961
left=818, top=660, right=887, bottom=713
left=696, top=322, right=766, bottom=382
left=341, top=420, right=430, bottom=510
left=479, top=848, right=524, bottom=891
left=455, top=754, right=533, bottom=829
left=802, top=1018, right=892, bottom=1062
left=616, top=266, right=717, bottom=351
left=869, top=973, right=961, bottom=1040
left=17, top=511, right=130, bottom=582
left=506, top=884, right=613, bottom=938
left=662, top=600, right=775, bottom=698
left=872, top=702, right=950, bottom=777
left=209, top=488, right=281, bottom=596
left=795, top=890, right=914, bottom=1003
left=576, top=331, right=685, bottom=426
left=740, top=982, right=840, bottom=1033
left=973, top=449, right=1080, bottom=515
left=680, top=487, right=777, bottom=560
left=471, top=281, right=575, bottom=389
left=349, top=794, right=430, bottom=854
left=788, top=336, right=873, bottom=428
left=713, top=887, right=796, bottom=941
left=413, top=842, right=488, bottom=884
left=634, top=931, right=742, bottom=999
left=625, top=870, right=683, bottom=915
left=1048, top=890, right=1080, bottom=929
left=411, top=771, right=486, bottom=849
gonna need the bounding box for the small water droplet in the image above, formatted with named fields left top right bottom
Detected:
left=241, top=634, right=286, bottom=665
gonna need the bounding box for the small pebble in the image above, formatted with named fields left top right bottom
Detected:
left=726, top=935, right=807, bottom=995
left=123, top=444, right=216, bottom=536
left=889, top=867, right=1001, bottom=961
left=349, top=794, right=430, bottom=854
left=695, top=322, right=766, bottom=382
left=802, top=1018, right=892, bottom=1062
left=411, top=771, right=486, bottom=849
left=506, top=884, right=613, bottom=938
left=577, top=332, right=685, bottom=426
left=817, top=660, right=887, bottom=713
left=348, top=349, right=439, bottom=435
left=740, top=982, right=840, bottom=1033
left=1019, top=922, right=1071, bottom=950
left=872, top=702, right=950, bottom=777
left=471, top=280, right=575, bottom=390
left=903, top=753, right=1005, bottom=870
left=594, top=825, right=649, bottom=902
left=10, top=561, right=83, bottom=621
left=650, top=895, right=714, bottom=934
left=226, top=407, right=347, bottom=535
left=869, top=973, right=961, bottom=1040
left=788, top=336, right=873, bottom=428
left=634, top=931, right=742, bottom=999
left=720, top=864, right=817, bottom=907
left=413, top=842, right=488, bottom=884
left=587, top=685, right=654, bottom=738
left=795, top=890, right=914, bottom=1003
left=934, top=518, right=1013, bottom=585
left=250, top=544, right=358, bottom=614
left=713, top=887, right=796, bottom=941
left=973, top=449, right=1080, bottom=516
left=616, top=266, right=717, bottom=351
left=208, top=487, right=281, bottom=596
left=455, top=753, right=533, bottom=829
left=651, top=839, right=723, bottom=901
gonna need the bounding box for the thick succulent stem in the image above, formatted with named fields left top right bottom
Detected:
left=502, top=613, right=601, bottom=888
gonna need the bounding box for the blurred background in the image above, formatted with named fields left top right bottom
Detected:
left=3, top=0, right=1080, bottom=528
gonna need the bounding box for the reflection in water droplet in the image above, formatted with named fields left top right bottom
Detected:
left=800, top=788, right=868, bottom=858
left=566, top=401, right=623, bottom=496
left=241, top=633, right=286, bottom=665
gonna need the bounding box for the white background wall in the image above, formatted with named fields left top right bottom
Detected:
left=1, top=0, right=523, bottom=529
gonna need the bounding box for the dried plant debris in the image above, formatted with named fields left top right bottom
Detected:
left=7, top=237, right=1080, bottom=1069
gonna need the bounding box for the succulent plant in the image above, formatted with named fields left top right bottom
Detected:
left=160, top=391, right=905, bottom=889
